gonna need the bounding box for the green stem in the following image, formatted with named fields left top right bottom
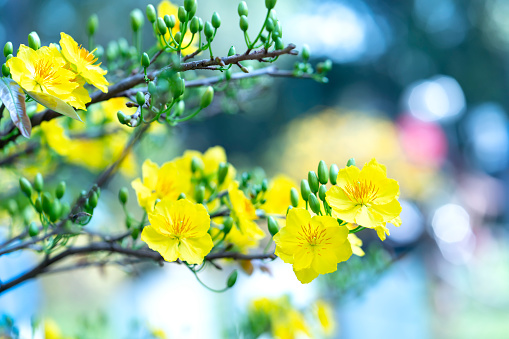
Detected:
left=249, top=11, right=270, bottom=50
left=349, top=226, right=366, bottom=234
left=188, top=265, right=229, bottom=293
left=173, top=107, right=202, bottom=123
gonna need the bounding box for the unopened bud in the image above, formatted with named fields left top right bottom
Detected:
left=217, top=162, right=229, bottom=184
left=88, top=14, right=99, bottom=36
left=308, top=171, right=319, bottom=193
left=194, top=185, right=205, bottom=203
left=56, top=181, right=66, bottom=199
left=89, top=191, right=98, bottom=209
left=178, top=193, right=186, bottom=200
left=238, top=1, right=248, bottom=16
left=2, top=64, right=10, bottom=77
left=141, top=52, right=150, bottom=68
left=309, top=194, right=320, bottom=215
left=329, top=164, right=339, bottom=185
left=300, top=180, right=311, bottom=201
left=301, top=44, right=310, bottom=61
left=274, top=37, right=284, bottom=50
left=34, top=196, right=43, bottom=213
left=265, top=0, right=277, bottom=10
left=239, top=15, right=249, bottom=32
left=3, top=42, right=13, bottom=57
left=223, top=216, right=233, bottom=234
left=227, top=270, right=238, bottom=288
left=317, top=160, right=328, bottom=184
left=190, top=16, right=200, bottom=33
left=318, top=185, right=327, bottom=201
left=136, top=92, right=146, bottom=106
left=146, top=4, right=157, bottom=23
left=34, top=173, right=44, bottom=192
left=49, top=199, right=62, bottom=222
left=228, top=46, right=236, bottom=56
left=119, top=187, right=129, bottom=205
left=157, top=17, right=167, bottom=35
left=42, top=192, right=53, bottom=215
left=204, top=21, right=214, bottom=39
left=117, top=111, right=127, bottom=124
left=290, top=188, right=299, bottom=207
left=212, top=12, right=221, bottom=28
left=267, top=216, right=279, bottom=236
left=28, top=31, right=40, bottom=50
left=261, top=179, right=268, bottom=192
left=191, top=156, right=204, bottom=173
left=178, top=6, right=187, bottom=23
left=130, top=9, right=145, bottom=32
left=200, top=86, right=214, bottom=108
left=347, top=158, right=356, bottom=167
left=28, top=222, right=39, bottom=237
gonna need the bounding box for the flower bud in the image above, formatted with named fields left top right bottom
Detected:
left=227, top=270, right=238, bottom=288
left=118, top=38, right=129, bottom=57
left=34, top=196, right=43, bottom=213
left=164, top=14, right=175, bottom=29
left=131, top=227, right=140, bottom=240
left=49, top=199, right=62, bottom=222
left=300, top=179, right=311, bottom=201
left=89, top=191, right=98, bottom=209
left=28, top=31, right=40, bottom=50
left=117, top=111, right=127, bottom=124
left=178, top=6, right=187, bottom=23
left=174, top=31, right=182, bottom=44
left=267, top=216, right=279, bottom=236
left=317, top=160, right=328, bottom=184
left=191, top=156, right=204, bottom=173
left=200, top=86, right=214, bottom=108
left=88, top=14, right=99, bottom=36
left=7, top=200, right=18, bottom=215
left=318, top=185, right=327, bottom=201
left=148, top=81, right=157, bottom=95
left=265, top=0, right=277, bottom=10
left=217, top=162, right=229, bottom=184
left=56, top=181, right=66, bottom=199
left=34, top=173, right=44, bottom=192
left=136, top=92, right=146, bottom=106
left=177, top=193, right=186, bottom=200
left=261, top=179, right=268, bottom=192
left=265, top=18, right=274, bottom=32
left=173, top=78, right=185, bottom=99
left=212, top=12, right=221, bottom=28
left=301, top=44, right=310, bottom=61
left=309, top=194, right=320, bottom=214
left=204, top=21, right=214, bottom=39
left=156, top=17, right=167, bottom=35
left=347, top=158, right=356, bottom=167
left=141, top=52, right=150, bottom=68
left=130, top=9, right=145, bottom=32
left=198, top=17, right=204, bottom=31
left=194, top=185, right=205, bottom=203
left=184, top=0, right=196, bottom=12
left=28, top=222, right=39, bottom=237
left=222, top=216, right=233, bottom=234
left=119, top=187, right=129, bottom=205
left=173, top=100, right=185, bottom=117
left=2, top=64, right=10, bottom=77
left=275, top=21, right=283, bottom=37
left=269, top=9, right=277, bottom=22
left=3, top=42, right=13, bottom=57
left=308, top=171, right=319, bottom=193
left=286, top=205, right=292, bottom=215
left=238, top=1, right=248, bottom=16
left=274, top=37, right=284, bottom=50
left=42, top=192, right=53, bottom=215
left=146, top=4, right=157, bottom=23
left=290, top=187, right=299, bottom=207
left=228, top=46, right=236, bottom=56
left=329, top=164, right=339, bottom=185
left=239, top=15, right=249, bottom=32
left=190, top=16, right=200, bottom=33
left=106, top=41, right=119, bottom=61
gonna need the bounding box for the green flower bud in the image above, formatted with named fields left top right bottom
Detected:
left=347, top=158, right=356, bottom=167
left=260, top=34, right=267, bottom=43
left=290, top=187, right=299, bottom=207
left=239, top=15, right=249, bottom=32
left=118, top=38, right=129, bottom=57
left=7, top=199, right=18, bottom=216
left=217, top=162, right=229, bottom=184
left=301, top=44, right=310, bottom=61
left=119, top=187, right=129, bottom=205
left=223, top=216, right=233, bottom=234
left=130, top=9, right=145, bottom=32
left=198, top=17, right=204, bottom=31
left=269, top=9, right=277, bottom=22
left=141, top=52, right=150, bottom=68
left=174, top=31, right=182, bottom=44
left=88, top=14, right=99, bottom=36
left=286, top=205, right=293, bottom=215
left=317, top=160, right=328, bottom=184
left=34, top=173, right=44, bottom=192
left=56, top=181, right=66, bottom=199
left=300, top=179, right=311, bottom=201
left=275, top=21, right=283, bottom=37
left=184, top=0, right=196, bottom=12
left=136, top=92, right=146, bottom=106
left=191, top=156, right=204, bottom=173
left=319, top=185, right=327, bottom=201
left=117, top=111, right=127, bottom=124
left=194, top=185, right=205, bottom=203
left=173, top=100, right=185, bottom=117
left=274, top=37, right=284, bottom=50
left=173, top=78, right=185, bottom=99
left=28, top=222, right=39, bottom=237
left=228, top=46, right=236, bottom=56
left=148, top=81, right=157, bottom=95
left=94, top=45, right=104, bottom=59
left=106, top=41, right=119, bottom=61
left=238, top=1, right=248, bottom=16
left=34, top=196, right=43, bottom=213
left=308, top=171, right=319, bottom=193
left=178, top=193, right=186, bottom=200
left=178, top=6, right=187, bottom=23
left=309, top=194, right=320, bottom=214
left=146, top=4, right=157, bottom=23
left=28, top=31, right=40, bottom=50
left=2, top=64, right=10, bottom=77
left=267, top=216, right=279, bottom=236
left=200, top=86, right=214, bottom=108
left=157, top=17, right=167, bottom=35
left=89, top=191, right=98, bottom=209
left=6, top=54, right=13, bottom=60
left=265, top=0, right=277, bottom=10
left=329, top=164, right=339, bottom=185
left=265, top=18, right=274, bottom=32
left=131, top=227, right=140, bottom=240
left=212, top=12, right=221, bottom=29
left=3, top=42, right=13, bottom=57
left=190, top=16, right=200, bottom=33
left=42, top=192, right=53, bottom=215
left=49, top=199, right=62, bottom=222
left=261, top=179, right=268, bottom=192
left=204, top=21, right=214, bottom=39
left=227, top=270, right=238, bottom=288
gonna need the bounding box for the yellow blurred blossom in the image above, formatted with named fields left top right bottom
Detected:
left=274, top=208, right=352, bottom=284
left=260, top=175, right=300, bottom=215
left=157, top=0, right=198, bottom=56
left=326, top=158, right=401, bottom=230
left=141, top=198, right=213, bottom=264
left=348, top=233, right=365, bottom=257
left=314, top=300, right=336, bottom=336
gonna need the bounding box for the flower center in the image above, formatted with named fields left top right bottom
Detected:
left=33, top=58, right=59, bottom=88
left=297, top=223, right=331, bottom=246
left=343, top=180, right=379, bottom=204
left=167, top=214, right=197, bottom=238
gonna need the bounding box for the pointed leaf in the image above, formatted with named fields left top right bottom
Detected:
left=27, top=91, right=82, bottom=122
left=0, top=77, right=31, bottom=138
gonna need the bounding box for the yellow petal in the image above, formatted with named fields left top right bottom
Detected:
left=141, top=226, right=179, bottom=262
left=293, top=245, right=314, bottom=271
left=311, top=247, right=338, bottom=274
left=294, top=267, right=319, bottom=284
left=178, top=234, right=213, bottom=264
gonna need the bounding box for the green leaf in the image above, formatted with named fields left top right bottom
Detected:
left=0, top=77, right=31, bottom=138
left=27, top=91, right=82, bottom=122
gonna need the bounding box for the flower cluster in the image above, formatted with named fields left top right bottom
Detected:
left=6, top=32, right=108, bottom=114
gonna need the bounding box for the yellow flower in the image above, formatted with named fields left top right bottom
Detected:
left=141, top=199, right=213, bottom=264
left=348, top=233, right=365, bottom=256
left=59, top=32, right=108, bottom=92
left=326, top=158, right=401, bottom=229
left=157, top=0, right=198, bottom=56
left=274, top=208, right=352, bottom=284
left=261, top=175, right=300, bottom=215
left=315, top=300, right=336, bottom=336
left=7, top=44, right=80, bottom=104
left=132, top=159, right=190, bottom=211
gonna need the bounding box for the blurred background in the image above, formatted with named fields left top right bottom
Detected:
left=2, top=0, right=509, bottom=338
